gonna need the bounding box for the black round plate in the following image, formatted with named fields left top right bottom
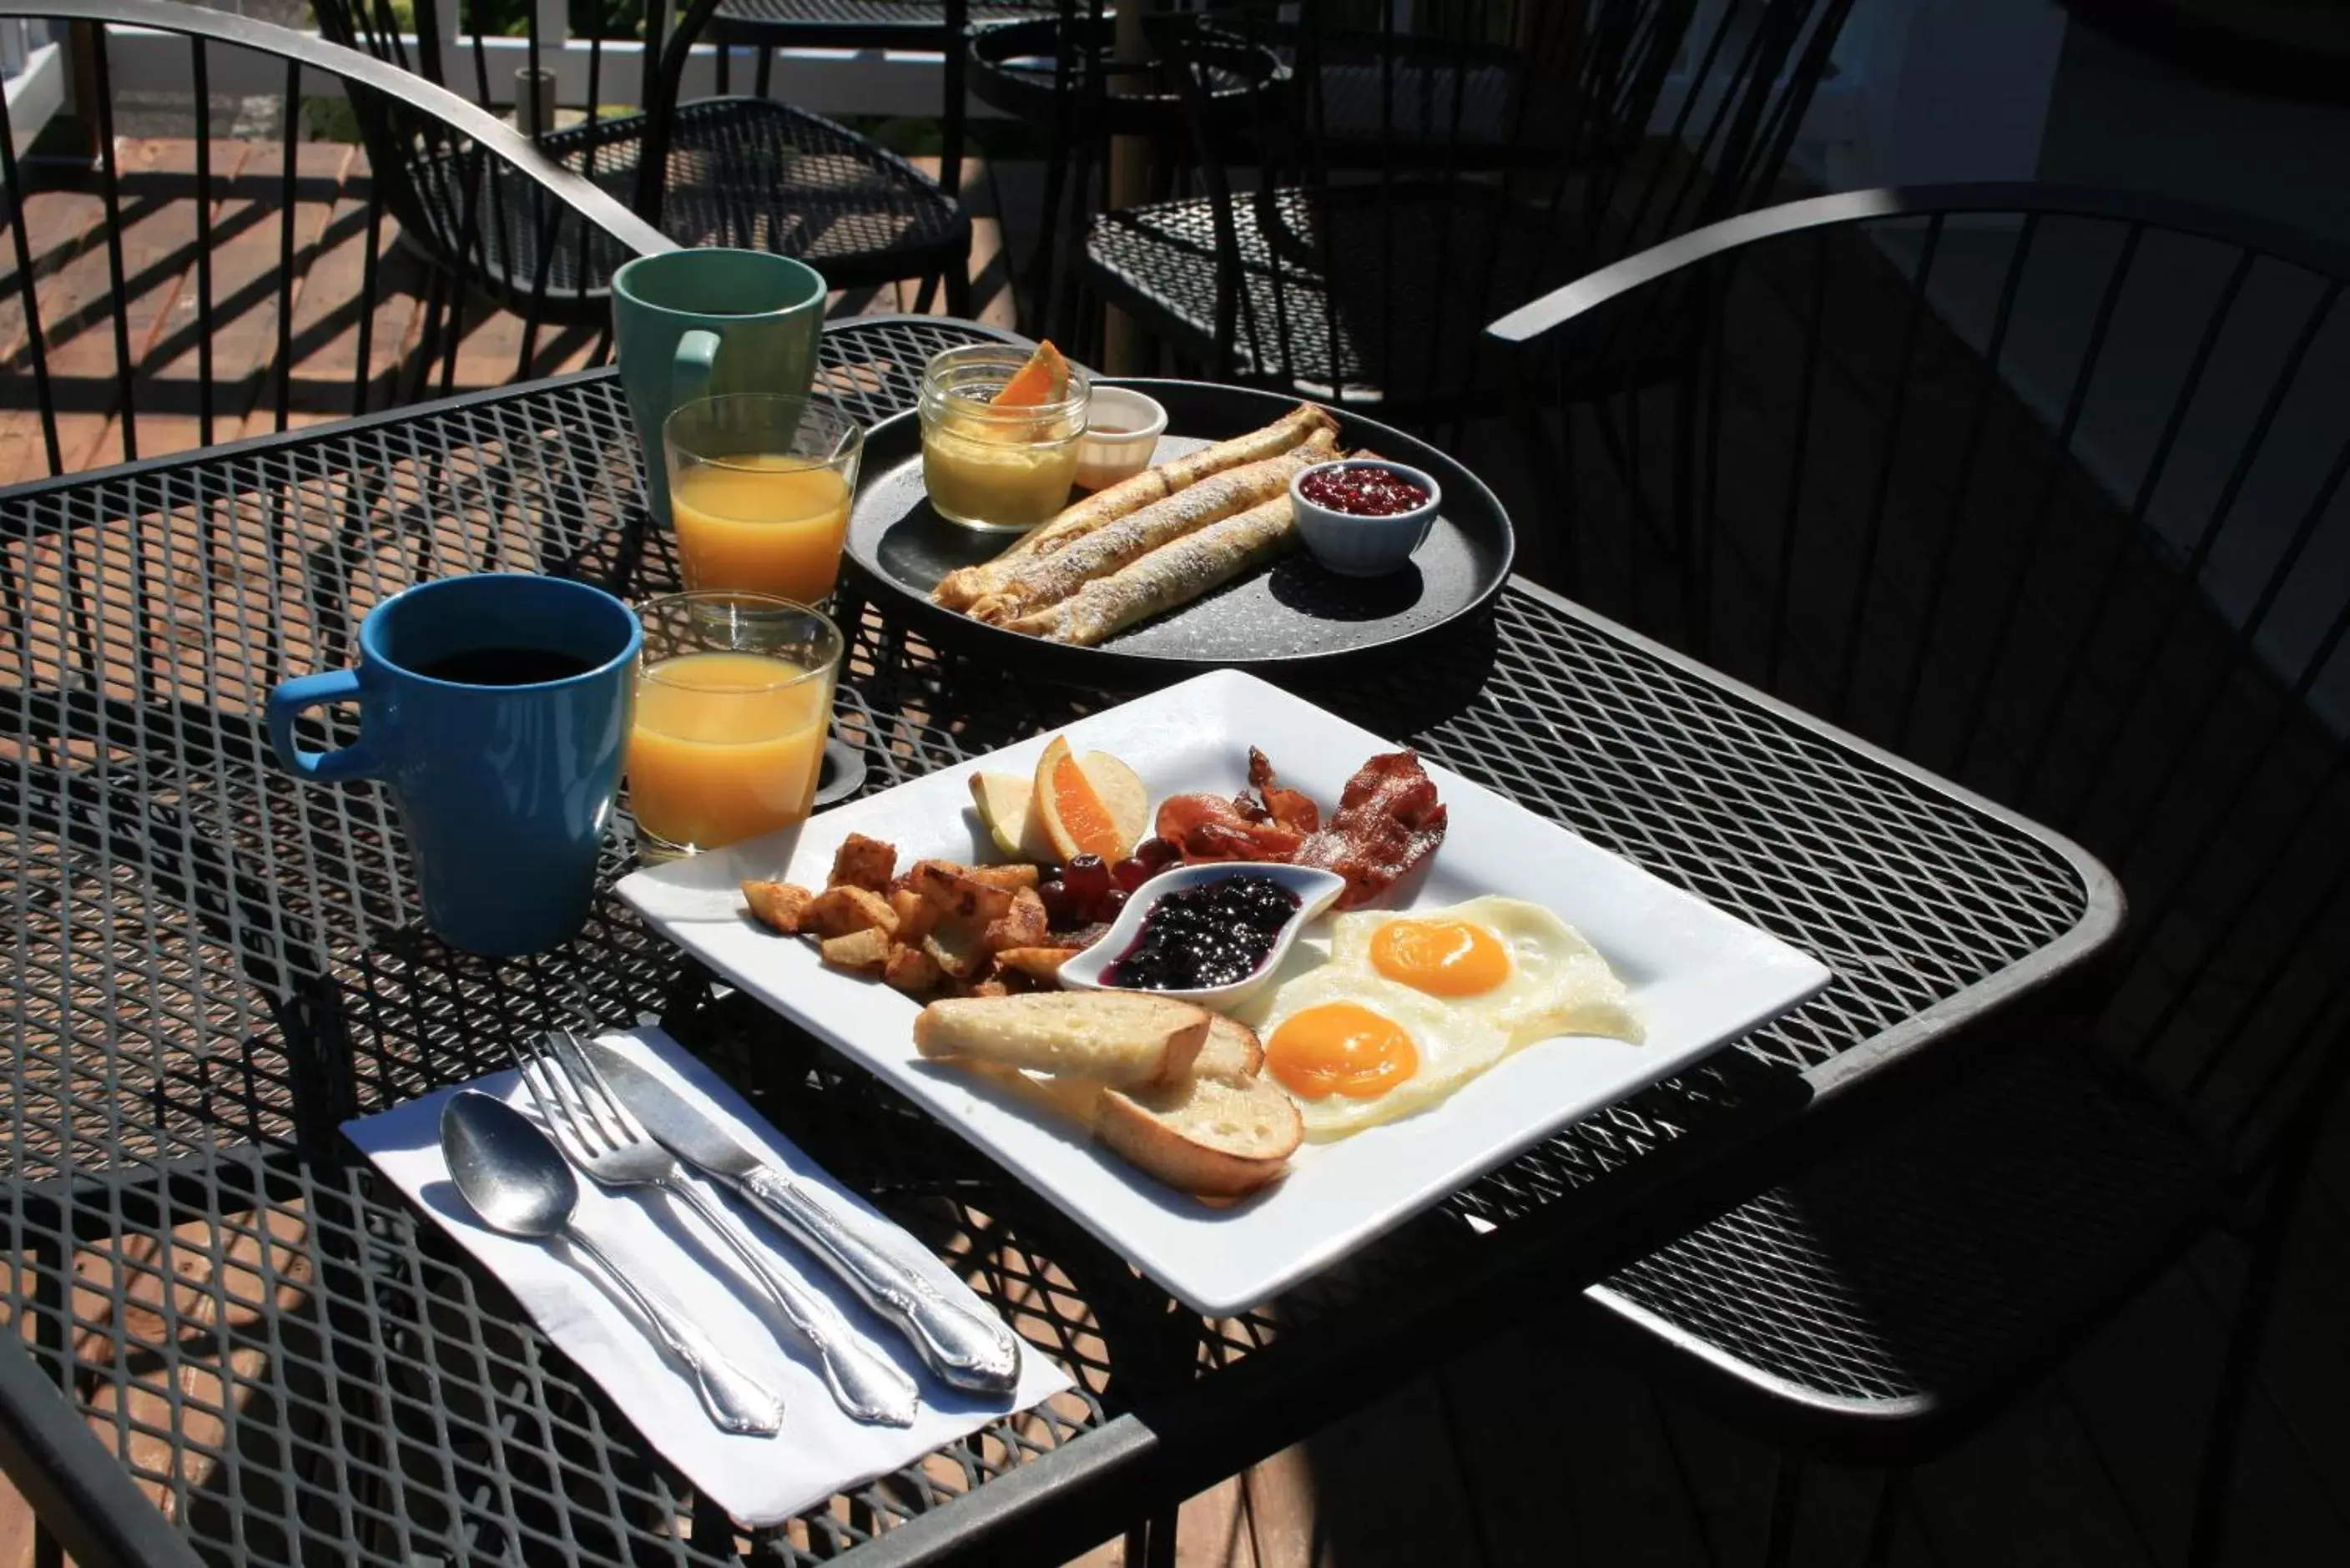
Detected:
left=841, top=379, right=1515, bottom=683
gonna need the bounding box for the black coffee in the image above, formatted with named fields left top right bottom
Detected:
left=416, top=646, right=594, bottom=686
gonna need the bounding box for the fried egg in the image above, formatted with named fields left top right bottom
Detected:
left=1332, top=895, right=1643, bottom=1048
left=1235, top=896, right=1641, bottom=1139
left=1240, top=966, right=1513, bottom=1137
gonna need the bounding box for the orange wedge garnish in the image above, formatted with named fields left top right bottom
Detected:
left=992, top=340, right=1071, bottom=408
left=1031, top=735, right=1126, bottom=862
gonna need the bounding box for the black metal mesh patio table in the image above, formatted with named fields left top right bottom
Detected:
left=0, top=325, right=2119, bottom=1567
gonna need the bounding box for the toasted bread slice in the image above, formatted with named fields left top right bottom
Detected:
left=912, top=991, right=1209, bottom=1085
left=1095, top=1074, right=1302, bottom=1198
left=1193, top=1015, right=1265, bottom=1084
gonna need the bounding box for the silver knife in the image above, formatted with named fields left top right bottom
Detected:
left=582, top=1036, right=1024, bottom=1396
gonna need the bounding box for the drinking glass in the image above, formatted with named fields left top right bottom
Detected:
left=663, top=394, right=864, bottom=602
left=628, top=592, right=843, bottom=858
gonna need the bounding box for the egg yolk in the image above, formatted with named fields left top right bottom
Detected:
left=1370, top=918, right=1510, bottom=996
left=1266, top=1003, right=1420, bottom=1101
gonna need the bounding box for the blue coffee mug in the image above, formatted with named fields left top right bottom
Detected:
left=267, top=573, right=643, bottom=956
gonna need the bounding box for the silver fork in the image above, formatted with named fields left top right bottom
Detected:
left=507, top=1033, right=921, bottom=1428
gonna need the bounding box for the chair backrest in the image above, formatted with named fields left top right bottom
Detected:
left=0, top=0, right=665, bottom=481
left=1151, top=0, right=1851, bottom=409
left=312, top=0, right=678, bottom=299
left=1491, top=184, right=2350, bottom=1177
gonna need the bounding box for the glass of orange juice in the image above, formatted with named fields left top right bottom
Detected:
left=627, top=591, right=843, bottom=858
left=663, top=394, right=863, bottom=603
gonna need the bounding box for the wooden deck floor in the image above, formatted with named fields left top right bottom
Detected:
left=3, top=138, right=2349, bottom=1567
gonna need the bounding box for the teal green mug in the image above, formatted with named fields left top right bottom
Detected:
left=612, top=249, right=827, bottom=526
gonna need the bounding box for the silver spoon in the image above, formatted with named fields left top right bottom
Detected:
left=441, top=1091, right=784, bottom=1437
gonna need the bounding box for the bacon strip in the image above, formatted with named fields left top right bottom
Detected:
left=1155, top=793, right=1305, bottom=864
left=1292, top=750, right=1448, bottom=909
left=1248, top=748, right=1322, bottom=834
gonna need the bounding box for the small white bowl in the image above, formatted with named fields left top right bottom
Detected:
left=1072, top=387, right=1170, bottom=492
left=1055, top=861, right=1348, bottom=1009
left=1289, top=458, right=1442, bottom=577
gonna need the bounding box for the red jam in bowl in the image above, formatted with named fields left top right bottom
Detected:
left=1299, top=465, right=1430, bottom=517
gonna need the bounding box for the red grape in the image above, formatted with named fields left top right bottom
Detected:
left=1095, top=887, right=1129, bottom=921
left=1037, top=879, right=1075, bottom=927
left=1135, top=835, right=1182, bottom=870
left=1064, top=854, right=1111, bottom=901
left=1112, top=856, right=1152, bottom=892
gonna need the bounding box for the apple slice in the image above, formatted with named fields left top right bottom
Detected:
left=1077, top=751, right=1148, bottom=856
left=969, top=771, right=1036, bottom=859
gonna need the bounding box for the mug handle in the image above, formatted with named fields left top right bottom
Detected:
left=269, top=669, right=382, bottom=782
left=673, top=328, right=721, bottom=406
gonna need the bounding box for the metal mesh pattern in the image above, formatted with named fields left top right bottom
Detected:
left=412, top=98, right=964, bottom=300
left=0, top=340, right=2095, bottom=1561
left=1593, top=1048, right=2220, bottom=1404
left=1086, top=186, right=1572, bottom=406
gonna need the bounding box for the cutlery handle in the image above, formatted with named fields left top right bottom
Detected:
left=671, top=1183, right=922, bottom=1428
left=735, top=1167, right=1022, bottom=1397
left=566, top=1231, right=783, bottom=1437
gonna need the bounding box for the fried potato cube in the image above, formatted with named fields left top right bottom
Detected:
left=890, top=886, right=937, bottom=945
left=994, top=945, right=1082, bottom=981
left=964, top=975, right=1012, bottom=998
left=895, top=857, right=961, bottom=893
left=983, top=886, right=1050, bottom=954
left=802, top=885, right=900, bottom=940
left=742, top=880, right=816, bottom=935
left=883, top=942, right=945, bottom=996
left=819, top=926, right=894, bottom=975
left=964, top=863, right=1041, bottom=893
left=922, top=917, right=994, bottom=980
left=828, top=833, right=898, bottom=894
left=913, top=861, right=1016, bottom=923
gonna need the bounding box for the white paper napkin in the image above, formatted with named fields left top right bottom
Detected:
left=342, top=1026, right=1072, bottom=1528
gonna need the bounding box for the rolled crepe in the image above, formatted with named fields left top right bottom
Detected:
left=1006, top=494, right=1300, bottom=646
left=931, top=402, right=1339, bottom=608
left=967, top=431, right=1338, bottom=625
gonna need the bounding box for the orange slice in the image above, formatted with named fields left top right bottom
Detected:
left=992, top=340, right=1071, bottom=408
left=1031, top=735, right=1128, bottom=862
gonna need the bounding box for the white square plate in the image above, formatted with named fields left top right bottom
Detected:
left=618, top=669, right=1832, bottom=1315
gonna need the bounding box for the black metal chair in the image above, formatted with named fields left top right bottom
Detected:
left=0, top=0, right=671, bottom=478
left=1084, top=0, right=1853, bottom=419
left=1488, top=183, right=2350, bottom=1565
left=688, top=0, right=1060, bottom=205
left=312, top=0, right=971, bottom=322
left=964, top=0, right=1285, bottom=341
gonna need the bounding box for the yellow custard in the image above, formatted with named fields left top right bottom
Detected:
left=920, top=417, right=1083, bottom=531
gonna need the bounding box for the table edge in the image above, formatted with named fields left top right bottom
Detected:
left=0, top=1335, right=205, bottom=1568
left=0, top=315, right=1018, bottom=509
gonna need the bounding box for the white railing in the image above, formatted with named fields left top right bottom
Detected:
left=3, top=18, right=63, bottom=154
left=4, top=17, right=1862, bottom=155
left=91, top=28, right=971, bottom=118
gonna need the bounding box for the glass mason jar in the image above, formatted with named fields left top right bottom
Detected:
left=917, top=345, right=1092, bottom=532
